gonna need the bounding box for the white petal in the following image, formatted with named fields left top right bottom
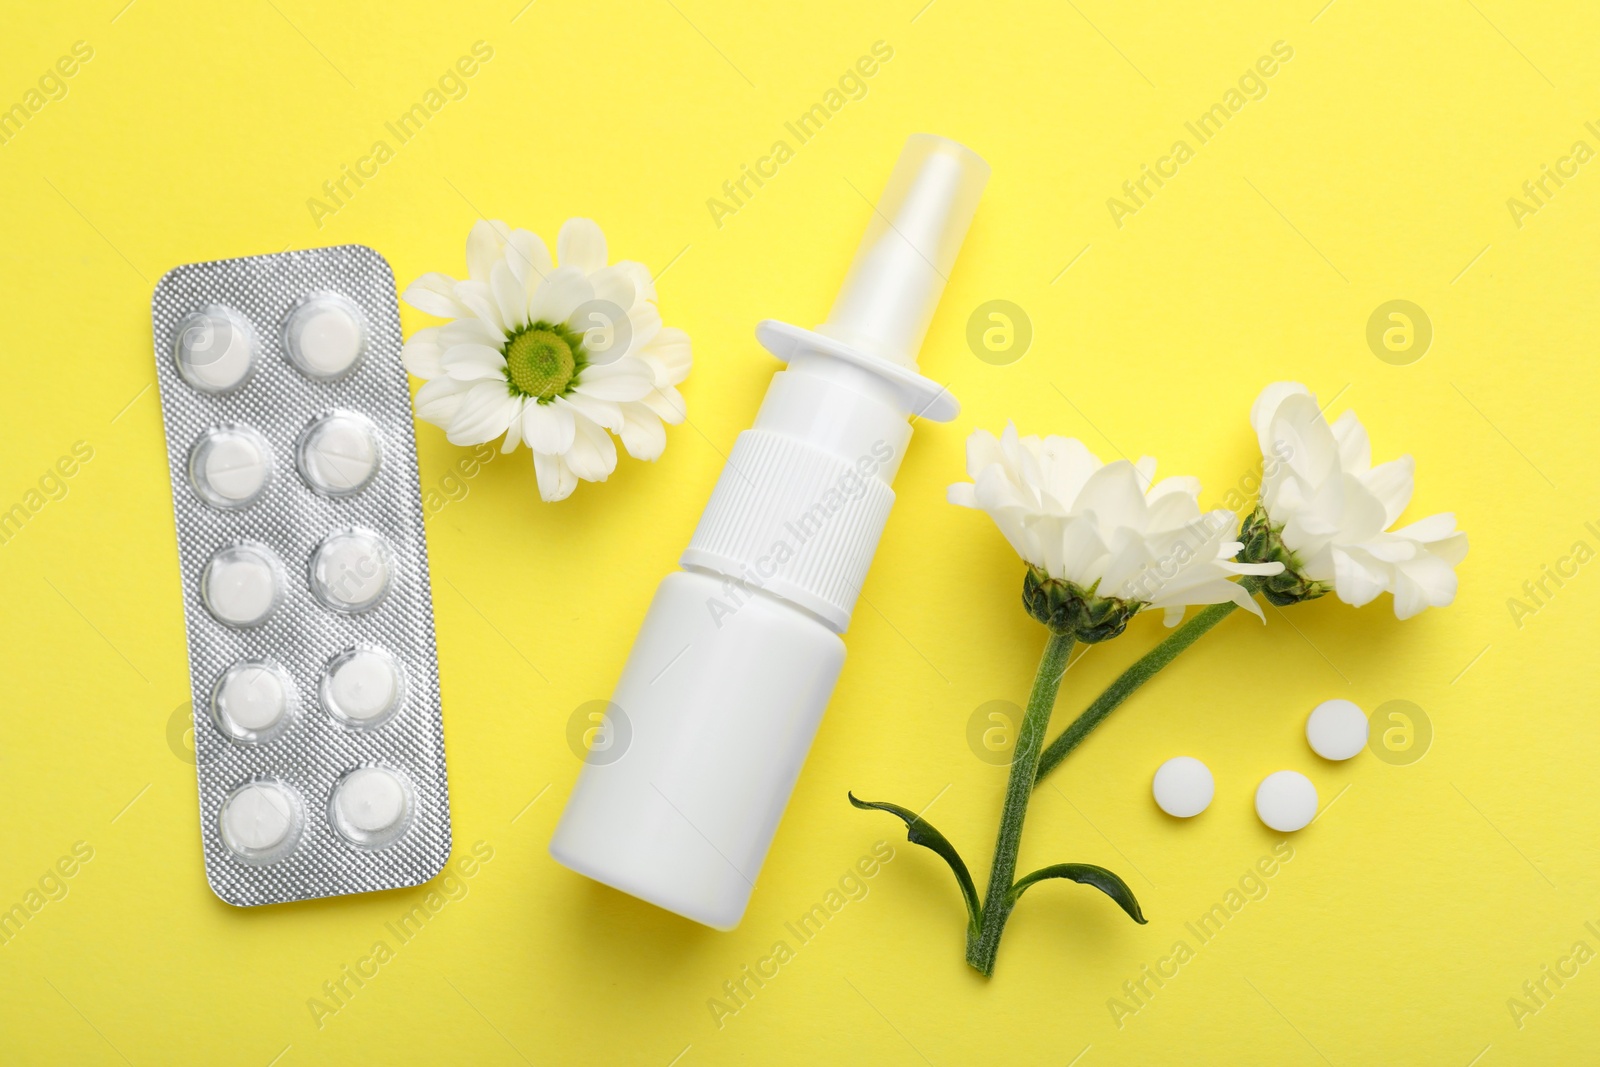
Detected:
left=532, top=449, right=578, bottom=502
left=1227, top=560, right=1287, bottom=576
left=1145, top=474, right=1200, bottom=506
left=948, top=483, right=980, bottom=508
left=616, top=301, right=662, bottom=355
left=1425, top=529, right=1469, bottom=569
left=1250, top=382, right=1313, bottom=456
left=454, top=280, right=506, bottom=335
left=402, top=273, right=467, bottom=319
left=504, top=229, right=554, bottom=291
left=1036, top=436, right=1101, bottom=510
left=447, top=381, right=518, bottom=446
left=618, top=403, right=668, bottom=461
left=579, top=271, right=652, bottom=367
left=1052, top=516, right=1108, bottom=585
left=1132, top=456, right=1158, bottom=491
left=586, top=264, right=638, bottom=317
left=1075, top=461, right=1148, bottom=537
left=401, top=327, right=444, bottom=378
left=1101, top=528, right=1156, bottom=597
left=414, top=377, right=470, bottom=427
left=639, top=326, right=692, bottom=386
left=1331, top=547, right=1389, bottom=608
left=1358, top=456, right=1415, bottom=528
left=1330, top=410, right=1371, bottom=473
left=1392, top=512, right=1458, bottom=545
left=439, top=317, right=505, bottom=348
left=491, top=259, right=528, bottom=330
left=466, top=219, right=511, bottom=284
left=1220, top=577, right=1267, bottom=621
left=1332, top=472, right=1391, bottom=544
left=1145, top=486, right=1202, bottom=531
left=569, top=298, right=634, bottom=366
left=499, top=398, right=524, bottom=454
left=441, top=343, right=507, bottom=382
left=963, top=429, right=1004, bottom=479
left=573, top=357, right=655, bottom=402
left=557, top=217, right=608, bottom=275
left=527, top=267, right=593, bottom=326
left=641, top=385, right=687, bottom=425
left=615, top=260, right=657, bottom=304
left=563, top=411, right=618, bottom=481
left=973, top=461, right=1034, bottom=515
left=1392, top=553, right=1458, bottom=617
left=558, top=391, right=625, bottom=434
left=521, top=399, right=576, bottom=454
left=1273, top=392, right=1342, bottom=489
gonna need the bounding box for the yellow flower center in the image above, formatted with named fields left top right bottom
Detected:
left=504, top=322, right=583, bottom=401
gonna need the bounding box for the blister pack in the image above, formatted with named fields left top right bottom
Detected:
left=151, top=244, right=451, bottom=906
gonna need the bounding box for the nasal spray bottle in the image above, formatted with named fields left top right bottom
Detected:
left=550, top=134, right=989, bottom=929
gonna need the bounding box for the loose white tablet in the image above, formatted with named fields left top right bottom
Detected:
left=284, top=293, right=367, bottom=379
left=175, top=307, right=256, bottom=393
left=321, top=647, right=404, bottom=727
left=220, top=780, right=301, bottom=861
left=1152, top=756, right=1214, bottom=818
left=189, top=426, right=272, bottom=509
left=212, top=660, right=296, bottom=743
left=297, top=412, right=380, bottom=496
left=1306, top=699, right=1368, bottom=760
left=1255, top=771, right=1318, bottom=833
left=330, top=766, right=413, bottom=848
left=309, top=529, right=393, bottom=613
left=201, top=544, right=281, bottom=627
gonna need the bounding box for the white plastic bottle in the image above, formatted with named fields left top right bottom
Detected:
left=550, top=134, right=989, bottom=929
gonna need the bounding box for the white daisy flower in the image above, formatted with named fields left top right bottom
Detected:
left=400, top=218, right=691, bottom=502
left=948, top=424, right=1281, bottom=640
left=1244, top=382, right=1468, bottom=619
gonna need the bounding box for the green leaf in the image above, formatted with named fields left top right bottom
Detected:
left=1008, top=863, right=1147, bottom=924
left=848, top=793, right=981, bottom=935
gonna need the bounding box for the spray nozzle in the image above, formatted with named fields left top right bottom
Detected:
left=816, top=134, right=990, bottom=370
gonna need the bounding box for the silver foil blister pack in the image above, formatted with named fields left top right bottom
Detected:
left=151, top=244, right=451, bottom=906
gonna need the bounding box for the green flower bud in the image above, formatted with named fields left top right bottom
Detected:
left=1238, top=505, right=1330, bottom=607
left=1021, top=567, right=1140, bottom=643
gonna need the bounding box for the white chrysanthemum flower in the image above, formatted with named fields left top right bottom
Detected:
left=400, top=218, right=691, bottom=502
left=948, top=424, right=1282, bottom=640
left=1246, top=382, right=1468, bottom=619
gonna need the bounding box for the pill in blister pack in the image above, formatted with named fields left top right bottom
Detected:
left=151, top=245, right=451, bottom=906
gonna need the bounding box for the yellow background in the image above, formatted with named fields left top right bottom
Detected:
left=3, top=0, right=1597, bottom=1062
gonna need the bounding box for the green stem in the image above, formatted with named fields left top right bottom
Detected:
left=1033, top=578, right=1262, bottom=788
left=966, top=630, right=1075, bottom=977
